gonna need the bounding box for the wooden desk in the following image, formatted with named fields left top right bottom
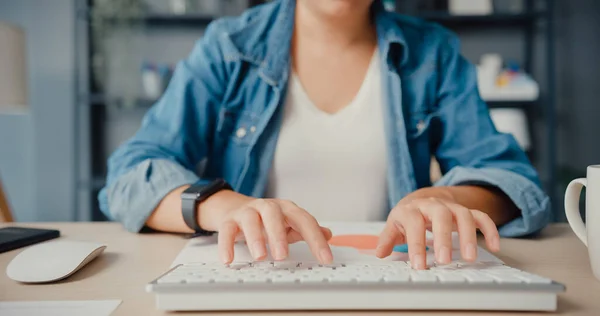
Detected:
left=1, top=223, right=598, bottom=315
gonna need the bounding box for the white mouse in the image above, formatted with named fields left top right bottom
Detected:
left=6, top=240, right=106, bottom=283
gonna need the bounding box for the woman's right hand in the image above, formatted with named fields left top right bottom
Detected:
left=215, top=198, right=333, bottom=265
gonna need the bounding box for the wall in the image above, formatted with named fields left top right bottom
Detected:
left=0, top=0, right=76, bottom=222
left=552, top=0, right=600, bottom=221
left=555, top=0, right=600, bottom=171
left=0, top=115, right=34, bottom=221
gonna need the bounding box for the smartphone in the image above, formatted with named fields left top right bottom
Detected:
left=0, top=226, right=60, bottom=253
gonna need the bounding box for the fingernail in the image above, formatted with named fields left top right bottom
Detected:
left=275, top=242, right=287, bottom=260
left=252, top=241, right=266, bottom=259
left=438, top=246, right=451, bottom=264
left=319, top=249, right=333, bottom=264
left=466, top=244, right=477, bottom=260
left=412, top=254, right=425, bottom=270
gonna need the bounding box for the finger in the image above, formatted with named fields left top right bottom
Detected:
left=254, top=200, right=288, bottom=261
left=237, top=208, right=267, bottom=261
left=395, top=205, right=427, bottom=270
left=446, top=202, right=478, bottom=262
left=287, top=226, right=332, bottom=244
left=283, top=206, right=333, bottom=264
left=472, top=210, right=500, bottom=252
left=421, top=198, right=454, bottom=265
left=218, top=220, right=239, bottom=264
left=376, top=220, right=404, bottom=258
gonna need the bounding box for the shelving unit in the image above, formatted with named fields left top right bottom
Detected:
left=418, top=11, right=544, bottom=26
left=74, top=0, right=556, bottom=221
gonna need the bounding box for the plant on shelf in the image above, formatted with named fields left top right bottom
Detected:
left=90, top=0, right=148, bottom=108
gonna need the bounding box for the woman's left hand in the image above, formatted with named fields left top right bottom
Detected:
left=375, top=193, right=501, bottom=270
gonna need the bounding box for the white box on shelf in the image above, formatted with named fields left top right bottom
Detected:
left=449, top=0, right=493, bottom=15
left=480, top=85, right=539, bottom=101
left=477, top=63, right=540, bottom=102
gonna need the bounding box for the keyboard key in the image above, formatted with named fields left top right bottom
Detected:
left=389, top=262, right=411, bottom=269
left=273, top=261, right=301, bottom=269
left=214, top=276, right=241, bottom=283
left=227, top=262, right=252, bottom=270
left=462, top=271, right=495, bottom=284
left=383, top=274, right=410, bottom=283
left=252, top=261, right=275, bottom=268
left=356, top=275, right=383, bottom=283
left=319, top=263, right=343, bottom=268
left=299, top=275, right=327, bottom=283
left=486, top=273, right=523, bottom=284
left=435, top=272, right=466, bottom=284
left=410, top=271, right=437, bottom=283
left=326, top=275, right=355, bottom=283
left=242, top=275, right=270, bottom=283
left=298, top=262, right=320, bottom=269
left=516, top=273, right=552, bottom=284
left=271, top=275, right=299, bottom=283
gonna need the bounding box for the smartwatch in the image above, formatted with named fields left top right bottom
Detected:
left=181, top=179, right=232, bottom=235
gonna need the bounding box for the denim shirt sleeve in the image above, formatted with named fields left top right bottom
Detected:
left=97, top=22, right=227, bottom=233
left=432, top=32, right=551, bottom=237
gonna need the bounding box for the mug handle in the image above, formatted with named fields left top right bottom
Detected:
left=564, top=178, right=588, bottom=246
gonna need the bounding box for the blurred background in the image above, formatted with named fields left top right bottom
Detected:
left=0, top=0, right=598, bottom=224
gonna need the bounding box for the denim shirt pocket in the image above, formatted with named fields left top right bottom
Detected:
left=216, top=108, right=261, bottom=146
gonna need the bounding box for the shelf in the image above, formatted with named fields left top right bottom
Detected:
left=82, top=11, right=215, bottom=27
left=142, top=13, right=214, bottom=26
left=82, top=94, right=536, bottom=110
left=81, top=10, right=546, bottom=28
left=487, top=100, right=536, bottom=108
left=416, top=12, right=545, bottom=27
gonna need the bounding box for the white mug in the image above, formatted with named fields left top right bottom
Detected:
left=564, top=165, right=600, bottom=280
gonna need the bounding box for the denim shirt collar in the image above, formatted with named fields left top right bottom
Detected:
left=227, top=0, right=410, bottom=86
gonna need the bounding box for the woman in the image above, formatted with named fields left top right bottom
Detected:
left=99, top=0, right=550, bottom=270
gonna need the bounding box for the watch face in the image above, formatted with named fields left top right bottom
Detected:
left=181, top=192, right=200, bottom=200
left=182, top=186, right=204, bottom=199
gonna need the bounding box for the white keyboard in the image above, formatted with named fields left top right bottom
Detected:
left=147, top=260, right=565, bottom=312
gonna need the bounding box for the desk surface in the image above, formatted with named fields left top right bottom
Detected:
left=0, top=223, right=598, bottom=315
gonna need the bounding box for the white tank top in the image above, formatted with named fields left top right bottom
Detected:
left=265, top=50, right=388, bottom=222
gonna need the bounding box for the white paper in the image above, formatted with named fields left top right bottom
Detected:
left=0, top=300, right=121, bottom=316
left=171, top=222, right=502, bottom=268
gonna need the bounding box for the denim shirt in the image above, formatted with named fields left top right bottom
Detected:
left=98, top=0, right=550, bottom=236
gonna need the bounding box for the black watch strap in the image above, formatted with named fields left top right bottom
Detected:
left=182, top=179, right=232, bottom=235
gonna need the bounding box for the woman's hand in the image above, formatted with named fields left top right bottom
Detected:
left=216, top=198, right=333, bottom=265
left=375, top=190, right=501, bottom=270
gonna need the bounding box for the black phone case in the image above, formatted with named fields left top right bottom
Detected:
left=0, top=227, right=60, bottom=253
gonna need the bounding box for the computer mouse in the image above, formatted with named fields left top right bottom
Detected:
left=6, top=239, right=106, bottom=283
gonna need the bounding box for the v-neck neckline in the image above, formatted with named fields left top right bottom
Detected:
left=289, top=48, right=379, bottom=121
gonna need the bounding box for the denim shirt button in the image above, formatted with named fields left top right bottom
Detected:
left=236, top=127, right=247, bottom=138
left=249, top=126, right=256, bottom=133
left=416, top=120, right=426, bottom=132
